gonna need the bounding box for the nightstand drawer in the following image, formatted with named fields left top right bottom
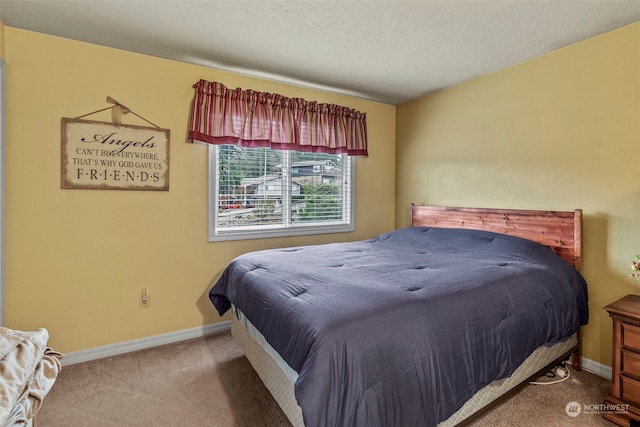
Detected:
left=623, top=323, right=640, bottom=352
left=604, top=295, right=640, bottom=426
left=623, top=350, right=640, bottom=378
left=622, top=375, right=640, bottom=406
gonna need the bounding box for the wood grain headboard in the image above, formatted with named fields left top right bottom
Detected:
left=409, top=204, right=583, bottom=272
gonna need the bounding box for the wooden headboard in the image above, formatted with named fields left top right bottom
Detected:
left=409, top=204, right=583, bottom=272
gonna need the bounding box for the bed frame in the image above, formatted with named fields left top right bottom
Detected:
left=233, top=204, right=585, bottom=426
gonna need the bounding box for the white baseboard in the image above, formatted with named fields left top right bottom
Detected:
left=61, top=321, right=231, bottom=366
left=581, top=356, right=612, bottom=380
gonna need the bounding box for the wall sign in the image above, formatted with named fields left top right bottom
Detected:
left=61, top=118, right=170, bottom=191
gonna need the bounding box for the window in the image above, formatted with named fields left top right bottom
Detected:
left=208, top=145, right=354, bottom=241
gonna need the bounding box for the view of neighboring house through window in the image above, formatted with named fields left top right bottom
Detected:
left=209, top=144, right=353, bottom=241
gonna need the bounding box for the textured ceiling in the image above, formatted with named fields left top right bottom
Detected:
left=2, top=0, right=640, bottom=104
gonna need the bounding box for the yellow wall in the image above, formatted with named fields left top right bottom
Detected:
left=3, top=27, right=396, bottom=353
left=397, top=22, right=640, bottom=367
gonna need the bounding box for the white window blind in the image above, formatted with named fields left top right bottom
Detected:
left=209, top=145, right=353, bottom=241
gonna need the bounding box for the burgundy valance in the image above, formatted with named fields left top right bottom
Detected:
left=187, top=80, right=368, bottom=156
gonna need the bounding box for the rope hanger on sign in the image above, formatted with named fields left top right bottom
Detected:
left=74, top=96, right=160, bottom=128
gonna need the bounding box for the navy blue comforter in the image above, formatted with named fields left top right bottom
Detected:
left=209, top=227, right=589, bottom=426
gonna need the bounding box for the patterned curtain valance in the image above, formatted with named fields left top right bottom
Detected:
left=187, top=80, right=368, bottom=156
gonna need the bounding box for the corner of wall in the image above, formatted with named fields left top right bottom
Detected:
left=0, top=19, right=5, bottom=327
left=0, top=20, right=5, bottom=60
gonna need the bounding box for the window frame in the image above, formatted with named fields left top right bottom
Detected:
left=208, top=144, right=355, bottom=242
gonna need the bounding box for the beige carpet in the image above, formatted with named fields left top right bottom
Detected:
left=37, top=331, right=613, bottom=426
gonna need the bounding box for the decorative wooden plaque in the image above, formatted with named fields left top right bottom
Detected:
left=61, top=118, right=170, bottom=190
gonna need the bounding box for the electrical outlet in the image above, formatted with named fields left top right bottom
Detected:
left=140, top=287, right=150, bottom=308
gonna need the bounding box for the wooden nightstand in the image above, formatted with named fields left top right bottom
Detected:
left=604, top=294, right=640, bottom=426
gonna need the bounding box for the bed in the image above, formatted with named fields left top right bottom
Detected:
left=209, top=204, right=588, bottom=426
